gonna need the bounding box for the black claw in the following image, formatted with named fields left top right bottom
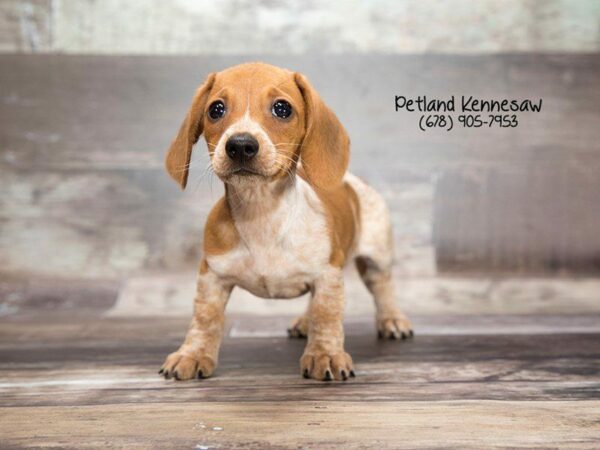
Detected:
left=164, top=371, right=170, bottom=379
left=409, top=330, right=414, bottom=338
left=349, top=370, right=356, bottom=378
left=158, top=368, right=164, bottom=375
left=401, top=332, right=407, bottom=340
left=173, top=371, right=180, bottom=381
left=390, top=332, right=398, bottom=340
left=303, top=369, right=310, bottom=379
left=340, top=370, right=348, bottom=381
left=197, top=370, right=204, bottom=379
left=377, top=330, right=383, bottom=339
left=323, top=370, right=333, bottom=381
left=288, top=328, right=307, bottom=339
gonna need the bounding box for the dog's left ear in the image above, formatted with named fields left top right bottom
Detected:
left=165, top=73, right=216, bottom=189
left=295, top=73, right=350, bottom=191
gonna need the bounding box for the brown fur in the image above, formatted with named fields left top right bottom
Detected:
left=160, top=63, right=411, bottom=383
left=203, top=196, right=239, bottom=257
left=166, top=74, right=216, bottom=189
left=312, top=180, right=360, bottom=267
left=166, top=62, right=357, bottom=267
left=294, top=73, right=350, bottom=191
left=294, top=73, right=359, bottom=267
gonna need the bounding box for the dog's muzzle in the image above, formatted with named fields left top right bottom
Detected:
left=225, top=133, right=259, bottom=165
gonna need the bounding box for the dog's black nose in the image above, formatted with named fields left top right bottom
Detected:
left=225, top=133, right=259, bottom=163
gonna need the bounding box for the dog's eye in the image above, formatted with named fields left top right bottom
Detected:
left=272, top=100, right=292, bottom=119
left=208, top=100, right=226, bottom=120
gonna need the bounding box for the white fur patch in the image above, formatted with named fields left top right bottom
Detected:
left=207, top=177, right=331, bottom=299
left=344, top=173, right=394, bottom=269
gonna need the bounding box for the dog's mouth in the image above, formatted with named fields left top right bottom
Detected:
left=231, top=167, right=262, bottom=176
left=221, top=166, right=268, bottom=180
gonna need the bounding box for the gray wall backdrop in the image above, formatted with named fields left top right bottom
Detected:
left=1, top=0, right=599, bottom=54
left=1, top=1, right=599, bottom=286
left=1, top=54, right=599, bottom=281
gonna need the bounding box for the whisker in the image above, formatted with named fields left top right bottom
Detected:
left=170, top=160, right=203, bottom=174
left=274, top=153, right=299, bottom=165
left=191, top=161, right=215, bottom=192
left=274, top=142, right=302, bottom=147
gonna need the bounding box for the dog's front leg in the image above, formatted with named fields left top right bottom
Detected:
left=300, top=266, right=355, bottom=381
left=160, top=268, right=232, bottom=380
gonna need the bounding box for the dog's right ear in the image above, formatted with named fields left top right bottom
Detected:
left=165, top=73, right=216, bottom=189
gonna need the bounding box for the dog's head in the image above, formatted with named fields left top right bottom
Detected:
left=165, top=62, right=349, bottom=191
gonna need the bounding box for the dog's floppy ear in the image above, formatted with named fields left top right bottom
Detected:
left=165, top=73, right=216, bottom=189
left=295, top=73, right=350, bottom=190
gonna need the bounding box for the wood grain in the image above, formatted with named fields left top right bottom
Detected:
left=0, top=314, right=598, bottom=447
left=1, top=401, right=599, bottom=449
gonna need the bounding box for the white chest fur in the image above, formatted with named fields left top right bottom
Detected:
left=206, top=177, right=331, bottom=299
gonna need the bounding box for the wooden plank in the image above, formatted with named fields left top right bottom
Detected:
left=0, top=317, right=598, bottom=406
left=0, top=315, right=598, bottom=447
left=1, top=401, right=598, bottom=449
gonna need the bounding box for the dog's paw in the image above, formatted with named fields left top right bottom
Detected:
left=300, top=350, right=355, bottom=381
left=287, top=315, right=309, bottom=339
left=377, top=314, right=414, bottom=340
left=159, top=351, right=216, bottom=380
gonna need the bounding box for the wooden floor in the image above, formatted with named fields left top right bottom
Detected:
left=0, top=313, right=599, bottom=449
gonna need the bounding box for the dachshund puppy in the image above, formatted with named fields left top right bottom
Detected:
left=160, top=62, right=412, bottom=382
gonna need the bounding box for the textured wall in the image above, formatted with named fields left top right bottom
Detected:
left=1, top=0, right=599, bottom=54
left=1, top=54, right=599, bottom=281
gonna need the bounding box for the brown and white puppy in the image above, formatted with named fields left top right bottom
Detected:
left=159, top=62, right=412, bottom=382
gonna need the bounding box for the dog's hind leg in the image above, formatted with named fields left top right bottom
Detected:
left=346, top=174, right=413, bottom=340
left=355, top=255, right=413, bottom=339
left=288, top=312, right=309, bottom=339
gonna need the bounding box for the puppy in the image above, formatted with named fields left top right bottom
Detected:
left=159, top=62, right=412, bottom=382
